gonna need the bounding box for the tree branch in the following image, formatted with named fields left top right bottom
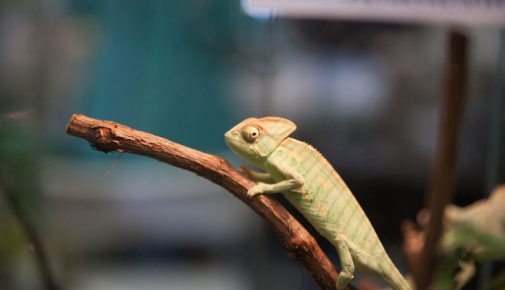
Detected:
left=66, top=114, right=356, bottom=290
left=415, top=30, right=468, bottom=290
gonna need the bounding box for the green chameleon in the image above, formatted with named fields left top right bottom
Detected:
left=225, top=116, right=411, bottom=290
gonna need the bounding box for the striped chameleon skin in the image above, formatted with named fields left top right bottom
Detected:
left=225, top=117, right=411, bottom=290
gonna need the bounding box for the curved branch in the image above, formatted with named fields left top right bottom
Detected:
left=66, top=114, right=356, bottom=290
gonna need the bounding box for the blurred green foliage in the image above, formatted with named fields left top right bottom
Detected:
left=0, top=115, right=40, bottom=287
left=0, top=115, right=39, bottom=221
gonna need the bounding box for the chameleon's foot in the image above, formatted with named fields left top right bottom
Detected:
left=247, top=183, right=269, bottom=198
left=335, top=270, right=354, bottom=289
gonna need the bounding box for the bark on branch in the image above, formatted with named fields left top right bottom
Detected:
left=66, top=114, right=356, bottom=290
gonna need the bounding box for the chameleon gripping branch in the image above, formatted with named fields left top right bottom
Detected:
left=65, top=114, right=355, bottom=290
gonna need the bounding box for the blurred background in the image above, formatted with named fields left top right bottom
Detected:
left=0, top=0, right=503, bottom=289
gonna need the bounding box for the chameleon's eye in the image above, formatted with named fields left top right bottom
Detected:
left=242, top=126, right=260, bottom=143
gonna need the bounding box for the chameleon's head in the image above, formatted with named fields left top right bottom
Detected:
left=225, top=117, right=296, bottom=164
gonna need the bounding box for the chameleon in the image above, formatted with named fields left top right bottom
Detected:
left=411, top=185, right=505, bottom=290
left=224, top=116, right=411, bottom=290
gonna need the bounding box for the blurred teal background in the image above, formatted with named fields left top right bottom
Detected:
left=74, top=1, right=236, bottom=151
left=0, top=0, right=503, bottom=289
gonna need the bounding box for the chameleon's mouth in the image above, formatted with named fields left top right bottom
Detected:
left=224, top=137, right=235, bottom=151
left=224, top=130, right=240, bottom=152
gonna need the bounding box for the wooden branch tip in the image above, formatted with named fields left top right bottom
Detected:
left=66, top=113, right=356, bottom=290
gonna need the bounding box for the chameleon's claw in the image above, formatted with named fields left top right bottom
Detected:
left=246, top=188, right=259, bottom=198
left=335, top=271, right=354, bottom=289
left=247, top=183, right=267, bottom=198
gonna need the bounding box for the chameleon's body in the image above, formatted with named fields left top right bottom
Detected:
left=225, top=117, right=410, bottom=290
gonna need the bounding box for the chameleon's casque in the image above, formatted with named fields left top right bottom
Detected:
left=225, top=117, right=411, bottom=290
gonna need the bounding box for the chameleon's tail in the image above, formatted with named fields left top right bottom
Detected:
left=380, top=258, right=412, bottom=290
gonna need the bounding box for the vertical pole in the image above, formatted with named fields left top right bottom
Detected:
left=415, top=30, right=468, bottom=290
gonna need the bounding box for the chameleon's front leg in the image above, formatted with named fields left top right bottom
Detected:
left=240, top=166, right=275, bottom=183
left=247, top=177, right=304, bottom=197
left=247, top=163, right=310, bottom=201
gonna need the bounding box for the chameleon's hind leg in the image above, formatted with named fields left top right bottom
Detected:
left=345, top=241, right=412, bottom=290
left=344, top=240, right=382, bottom=274
left=334, top=234, right=355, bottom=289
